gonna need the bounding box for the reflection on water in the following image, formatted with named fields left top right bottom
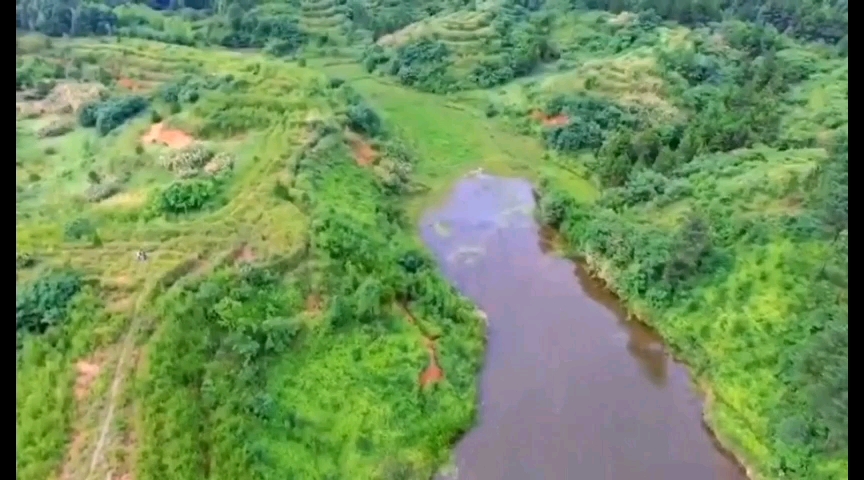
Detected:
left=572, top=264, right=669, bottom=389
left=422, top=175, right=746, bottom=480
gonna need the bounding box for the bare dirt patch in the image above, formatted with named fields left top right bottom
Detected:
left=75, top=355, right=105, bottom=402
left=60, top=430, right=90, bottom=480
left=397, top=301, right=446, bottom=388
left=117, top=77, right=145, bottom=92
left=608, top=11, right=637, bottom=26
left=141, top=122, right=196, bottom=149
left=306, top=293, right=323, bottom=313
left=233, top=244, right=256, bottom=264
left=531, top=110, right=570, bottom=127
left=419, top=337, right=444, bottom=388
left=17, top=81, right=107, bottom=117
left=345, top=131, right=379, bottom=166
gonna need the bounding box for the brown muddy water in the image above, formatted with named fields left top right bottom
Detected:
left=420, top=176, right=746, bottom=480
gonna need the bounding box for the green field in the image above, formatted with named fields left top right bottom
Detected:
left=17, top=0, right=846, bottom=479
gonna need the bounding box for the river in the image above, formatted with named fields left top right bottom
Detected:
left=420, top=175, right=747, bottom=480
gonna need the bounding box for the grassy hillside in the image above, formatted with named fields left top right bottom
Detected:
left=526, top=13, right=847, bottom=479
left=17, top=0, right=846, bottom=479
left=16, top=34, right=591, bottom=480
left=16, top=37, right=493, bottom=480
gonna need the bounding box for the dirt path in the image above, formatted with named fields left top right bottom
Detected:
left=398, top=301, right=445, bottom=388
left=419, top=337, right=444, bottom=388
left=85, top=256, right=207, bottom=480
left=84, top=309, right=146, bottom=480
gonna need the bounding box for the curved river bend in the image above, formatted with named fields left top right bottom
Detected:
left=421, top=176, right=746, bottom=480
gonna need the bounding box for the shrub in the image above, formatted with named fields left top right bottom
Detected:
left=16, top=252, right=37, bottom=269
left=544, top=94, right=635, bottom=153
left=157, top=179, right=219, bottom=214
left=388, top=39, right=455, bottom=92
left=95, top=96, right=149, bottom=135
left=273, top=181, right=291, bottom=201
left=16, top=270, right=83, bottom=336
left=346, top=103, right=382, bottom=137
left=15, top=57, right=63, bottom=91
left=78, top=103, right=99, bottom=127
left=64, top=218, right=97, bottom=241
left=34, top=80, right=55, bottom=99
left=78, top=96, right=149, bottom=135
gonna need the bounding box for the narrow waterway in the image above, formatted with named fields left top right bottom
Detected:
left=421, top=175, right=746, bottom=480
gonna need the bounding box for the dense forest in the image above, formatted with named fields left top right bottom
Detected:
left=17, top=0, right=846, bottom=478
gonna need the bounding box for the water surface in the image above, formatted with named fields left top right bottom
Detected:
left=421, top=175, right=746, bottom=480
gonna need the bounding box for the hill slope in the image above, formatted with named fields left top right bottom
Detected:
left=16, top=0, right=847, bottom=479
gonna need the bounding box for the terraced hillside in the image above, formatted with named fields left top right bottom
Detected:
left=300, top=0, right=349, bottom=43
left=379, top=8, right=499, bottom=52
left=364, top=2, right=558, bottom=91
left=17, top=36, right=487, bottom=480
left=16, top=0, right=848, bottom=479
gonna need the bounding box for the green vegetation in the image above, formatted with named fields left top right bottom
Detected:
left=528, top=7, right=847, bottom=478
left=16, top=37, right=494, bottom=480
left=17, top=270, right=83, bottom=336
left=17, top=0, right=846, bottom=479
left=155, top=177, right=223, bottom=214
left=79, top=95, right=150, bottom=135
left=363, top=4, right=559, bottom=91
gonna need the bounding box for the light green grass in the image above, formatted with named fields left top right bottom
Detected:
left=20, top=36, right=549, bottom=480
left=16, top=37, right=334, bottom=480
left=314, top=60, right=598, bottom=218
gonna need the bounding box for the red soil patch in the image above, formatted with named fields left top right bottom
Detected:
left=116, top=76, right=155, bottom=93
left=531, top=110, right=570, bottom=127
left=398, top=301, right=445, bottom=388
left=419, top=338, right=443, bottom=388
left=346, top=132, right=378, bottom=166
left=117, top=77, right=143, bottom=91
left=141, top=122, right=195, bottom=149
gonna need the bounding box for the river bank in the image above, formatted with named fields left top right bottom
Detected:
left=422, top=174, right=747, bottom=480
